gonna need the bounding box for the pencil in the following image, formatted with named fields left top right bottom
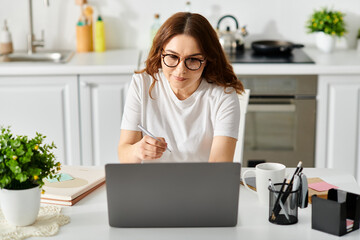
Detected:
left=269, top=179, right=290, bottom=222
left=271, top=178, right=287, bottom=221
left=137, top=124, right=172, bottom=152
left=272, top=161, right=303, bottom=219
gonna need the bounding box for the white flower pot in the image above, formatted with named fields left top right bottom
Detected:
left=0, top=185, right=41, bottom=226
left=315, top=32, right=336, bottom=53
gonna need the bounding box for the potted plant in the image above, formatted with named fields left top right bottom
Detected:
left=0, top=126, right=61, bottom=226
left=306, top=7, right=347, bottom=53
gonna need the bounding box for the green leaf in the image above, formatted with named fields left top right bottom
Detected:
left=0, top=139, right=8, bottom=148
left=0, top=175, right=11, bottom=188
left=15, top=173, right=27, bottom=182
left=28, top=168, right=41, bottom=176
left=12, top=139, right=21, bottom=148
left=20, top=155, right=31, bottom=164
left=7, top=161, right=21, bottom=174
left=15, top=148, right=25, bottom=156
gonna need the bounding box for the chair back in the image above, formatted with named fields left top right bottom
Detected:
left=233, top=89, right=250, bottom=164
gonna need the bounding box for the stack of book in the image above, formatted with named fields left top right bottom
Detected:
left=41, top=165, right=105, bottom=206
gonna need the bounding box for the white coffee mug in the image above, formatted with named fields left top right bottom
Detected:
left=242, top=163, right=286, bottom=205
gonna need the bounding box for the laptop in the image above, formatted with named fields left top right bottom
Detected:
left=105, top=162, right=241, bottom=227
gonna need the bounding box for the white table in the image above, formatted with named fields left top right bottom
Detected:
left=42, top=168, right=360, bottom=240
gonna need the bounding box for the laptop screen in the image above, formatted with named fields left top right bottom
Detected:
left=105, top=162, right=241, bottom=227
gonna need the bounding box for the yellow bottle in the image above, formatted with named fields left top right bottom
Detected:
left=95, top=15, right=106, bottom=52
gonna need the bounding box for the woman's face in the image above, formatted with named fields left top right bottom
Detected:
left=161, top=34, right=206, bottom=100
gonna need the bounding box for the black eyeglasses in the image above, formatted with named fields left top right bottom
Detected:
left=161, top=54, right=206, bottom=71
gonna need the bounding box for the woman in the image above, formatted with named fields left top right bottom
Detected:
left=118, top=12, right=244, bottom=163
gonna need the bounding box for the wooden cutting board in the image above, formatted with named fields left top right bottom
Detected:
left=307, top=177, right=329, bottom=203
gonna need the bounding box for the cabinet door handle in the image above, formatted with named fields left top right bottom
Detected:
left=248, top=104, right=296, bottom=112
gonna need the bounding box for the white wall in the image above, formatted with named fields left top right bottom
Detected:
left=0, top=0, right=359, bottom=52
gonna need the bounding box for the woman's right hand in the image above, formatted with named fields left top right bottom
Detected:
left=134, top=135, right=168, bottom=161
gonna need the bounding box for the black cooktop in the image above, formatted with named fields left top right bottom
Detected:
left=228, top=48, right=314, bottom=64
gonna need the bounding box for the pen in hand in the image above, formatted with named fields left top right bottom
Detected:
left=137, top=124, right=172, bottom=152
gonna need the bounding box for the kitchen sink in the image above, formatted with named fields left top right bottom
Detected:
left=0, top=51, right=74, bottom=63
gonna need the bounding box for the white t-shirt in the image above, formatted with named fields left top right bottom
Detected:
left=121, top=70, right=240, bottom=162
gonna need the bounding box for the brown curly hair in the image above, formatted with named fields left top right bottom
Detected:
left=137, top=12, right=244, bottom=97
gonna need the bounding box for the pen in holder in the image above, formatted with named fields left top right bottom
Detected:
left=269, top=183, right=299, bottom=225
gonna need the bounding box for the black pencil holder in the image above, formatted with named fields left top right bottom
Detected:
left=312, top=188, right=360, bottom=236
left=268, top=183, right=299, bottom=225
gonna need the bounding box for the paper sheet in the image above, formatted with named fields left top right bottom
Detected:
left=308, top=181, right=338, bottom=192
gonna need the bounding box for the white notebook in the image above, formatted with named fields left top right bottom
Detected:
left=41, top=165, right=105, bottom=204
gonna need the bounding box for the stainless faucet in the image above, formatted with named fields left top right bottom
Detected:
left=27, top=0, right=49, bottom=54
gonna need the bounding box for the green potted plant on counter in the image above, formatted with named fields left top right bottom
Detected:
left=0, top=126, right=61, bottom=226
left=306, top=7, right=347, bottom=53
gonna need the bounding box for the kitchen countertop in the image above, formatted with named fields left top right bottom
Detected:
left=0, top=48, right=359, bottom=76
left=232, top=48, right=360, bottom=75
left=0, top=49, right=140, bottom=76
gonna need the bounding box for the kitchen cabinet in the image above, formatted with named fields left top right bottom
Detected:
left=0, top=74, right=132, bottom=166
left=0, top=75, right=81, bottom=165
left=316, top=74, right=360, bottom=182
left=0, top=49, right=139, bottom=166
left=79, top=74, right=131, bottom=165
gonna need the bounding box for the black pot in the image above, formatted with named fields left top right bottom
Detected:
left=251, top=40, right=304, bottom=55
